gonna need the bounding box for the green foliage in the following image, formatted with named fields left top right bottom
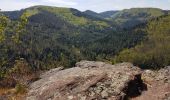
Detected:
left=115, top=15, right=170, bottom=69
left=99, top=11, right=119, bottom=18
left=84, top=10, right=103, bottom=19
left=12, top=12, right=28, bottom=43
left=24, top=8, right=39, bottom=18
left=0, top=6, right=170, bottom=82
left=27, top=6, right=110, bottom=28
left=116, top=8, right=165, bottom=18
left=15, top=83, right=27, bottom=94
left=0, top=16, right=8, bottom=42
left=106, top=8, right=167, bottom=28
left=0, top=6, right=148, bottom=74
left=8, top=59, right=31, bottom=74
left=0, top=13, right=28, bottom=79
left=40, top=6, right=90, bottom=26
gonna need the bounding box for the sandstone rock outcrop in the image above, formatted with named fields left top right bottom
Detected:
left=26, top=61, right=170, bottom=100
left=133, top=66, right=170, bottom=100
left=26, top=61, right=143, bottom=100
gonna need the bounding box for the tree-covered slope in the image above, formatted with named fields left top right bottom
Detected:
left=0, top=6, right=120, bottom=77
left=115, top=15, right=170, bottom=69
left=103, top=8, right=168, bottom=28
left=84, top=10, right=103, bottom=19
left=99, top=10, right=119, bottom=18
left=0, top=5, right=147, bottom=77
left=0, top=6, right=169, bottom=85
left=25, top=6, right=110, bottom=28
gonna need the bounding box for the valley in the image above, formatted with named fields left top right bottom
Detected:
left=0, top=5, right=170, bottom=100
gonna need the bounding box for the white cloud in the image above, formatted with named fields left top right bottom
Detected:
left=0, top=0, right=169, bottom=12
left=43, top=0, right=78, bottom=6
left=0, top=0, right=78, bottom=11
left=0, top=0, right=39, bottom=11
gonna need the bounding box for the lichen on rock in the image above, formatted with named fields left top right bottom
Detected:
left=26, top=61, right=145, bottom=100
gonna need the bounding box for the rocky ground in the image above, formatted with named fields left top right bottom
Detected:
left=25, top=61, right=170, bottom=100
left=0, top=61, right=169, bottom=100
left=133, top=66, right=170, bottom=100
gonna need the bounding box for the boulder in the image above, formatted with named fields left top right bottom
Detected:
left=26, top=61, right=143, bottom=100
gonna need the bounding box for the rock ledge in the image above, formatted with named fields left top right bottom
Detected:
left=26, top=61, right=144, bottom=100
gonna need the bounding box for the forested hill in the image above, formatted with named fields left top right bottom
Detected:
left=0, top=6, right=170, bottom=82
left=0, top=6, right=142, bottom=70
left=114, top=15, right=170, bottom=69
left=100, top=8, right=169, bottom=28
left=0, top=6, right=112, bottom=71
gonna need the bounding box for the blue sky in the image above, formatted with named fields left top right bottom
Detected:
left=0, top=0, right=170, bottom=12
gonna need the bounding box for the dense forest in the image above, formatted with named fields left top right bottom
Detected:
left=0, top=6, right=170, bottom=88
left=114, top=15, right=170, bottom=69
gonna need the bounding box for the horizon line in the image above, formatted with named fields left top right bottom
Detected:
left=1, top=5, right=169, bottom=13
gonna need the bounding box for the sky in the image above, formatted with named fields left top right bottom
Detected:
left=0, top=0, right=170, bottom=12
